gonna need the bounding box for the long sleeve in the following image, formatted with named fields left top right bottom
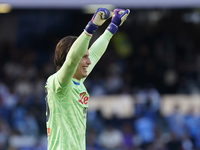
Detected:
left=83, top=30, right=113, bottom=81
left=58, top=31, right=91, bottom=86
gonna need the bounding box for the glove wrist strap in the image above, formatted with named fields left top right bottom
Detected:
left=106, top=23, right=118, bottom=35
left=85, top=21, right=98, bottom=35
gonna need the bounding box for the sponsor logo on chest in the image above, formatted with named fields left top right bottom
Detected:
left=78, top=92, right=89, bottom=105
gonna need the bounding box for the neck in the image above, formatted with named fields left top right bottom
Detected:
left=73, top=75, right=81, bottom=81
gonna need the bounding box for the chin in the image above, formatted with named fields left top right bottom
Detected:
left=80, top=73, right=87, bottom=79
left=82, top=74, right=87, bottom=78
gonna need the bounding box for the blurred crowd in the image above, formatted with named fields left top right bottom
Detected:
left=0, top=8, right=200, bottom=149
left=86, top=98, right=200, bottom=150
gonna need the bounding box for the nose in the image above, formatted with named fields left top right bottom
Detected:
left=87, top=57, right=91, bottom=65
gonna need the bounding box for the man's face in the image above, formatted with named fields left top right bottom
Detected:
left=73, top=50, right=91, bottom=80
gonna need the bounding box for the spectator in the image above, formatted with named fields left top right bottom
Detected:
left=98, top=123, right=123, bottom=150
left=184, top=107, right=200, bottom=146
left=135, top=84, right=161, bottom=120
left=133, top=114, right=156, bottom=149
left=121, top=122, right=134, bottom=150
left=166, top=105, right=186, bottom=138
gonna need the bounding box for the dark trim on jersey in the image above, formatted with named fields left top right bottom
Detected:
left=73, top=81, right=80, bottom=85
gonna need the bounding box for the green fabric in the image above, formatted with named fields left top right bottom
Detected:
left=45, top=74, right=89, bottom=150
left=45, top=30, right=112, bottom=150
left=84, top=30, right=113, bottom=80
left=58, top=32, right=91, bottom=86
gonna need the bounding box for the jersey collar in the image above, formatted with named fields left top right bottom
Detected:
left=72, top=78, right=80, bottom=85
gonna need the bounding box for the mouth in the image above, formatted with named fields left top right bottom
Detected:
left=82, top=66, right=88, bottom=72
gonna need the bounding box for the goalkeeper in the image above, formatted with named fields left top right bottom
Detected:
left=45, top=7, right=130, bottom=150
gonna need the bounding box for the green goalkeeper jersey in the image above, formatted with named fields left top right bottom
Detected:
left=45, top=74, right=89, bottom=150
left=45, top=30, right=113, bottom=150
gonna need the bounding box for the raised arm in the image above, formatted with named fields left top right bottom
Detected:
left=57, top=8, right=113, bottom=86
left=57, top=32, right=91, bottom=86
left=83, top=8, right=130, bottom=80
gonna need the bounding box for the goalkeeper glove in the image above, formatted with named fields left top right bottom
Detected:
left=107, top=8, right=130, bottom=35
left=85, top=8, right=113, bottom=35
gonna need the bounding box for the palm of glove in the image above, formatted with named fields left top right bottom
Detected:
left=91, top=8, right=114, bottom=26
left=112, top=9, right=130, bottom=26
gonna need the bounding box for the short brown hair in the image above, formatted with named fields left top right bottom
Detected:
left=54, top=36, right=77, bottom=71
